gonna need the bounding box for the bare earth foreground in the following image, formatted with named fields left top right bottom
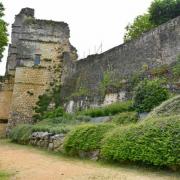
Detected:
left=0, top=140, right=179, bottom=180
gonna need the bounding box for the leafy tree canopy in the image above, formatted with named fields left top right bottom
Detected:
left=0, top=2, right=8, bottom=60
left=124, top=0, right=180, bottom=42
left=124, top=14, right=155, bottom=42
left=149, top=0, right=180, bottom=25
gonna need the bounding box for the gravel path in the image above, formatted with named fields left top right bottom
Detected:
left=0, top=140, right=179, bottom=180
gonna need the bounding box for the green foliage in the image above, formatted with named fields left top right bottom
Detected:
left=150, top=65, right=169, bottom=77
left=99, top=71, right=111, bottom=96
left=41, top=107, right=65, bottom=119
left=0, top=2, right=8, bottom=59
left=34, top=85, right=62, bottom=121
left=9, top=124, right=33, bottom=144
left=0, top=171, right=11, bottom=180
left=70, top=87, right=89, bottom=98
left=149, top=0, right=180, bottom=26
left=133, top=79, right=169, bottom=113
left=78, top=101, right=133, bottom=117
left=75, top=115, right=91, bottom=122
left=31, top=114, right=92, bottom=134
left=124, top=14, right=155, bottom=42
left=32, top=124, right=72, bottom=134
left=101, top=115, right=180, bottom=168
left=173, top=55, right=180, bottom=77
left=112, top=112, right=138, bottom=125
left=124, top=0, right=180, bottom=42
left=64, top=123, right=115, bottom=155
left=147, top=95, right=180, bottom=118
left=34, top=94, right=51, bottom=114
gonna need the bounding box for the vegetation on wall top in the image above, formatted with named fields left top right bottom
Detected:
left=0, top=2, right=8, bottom=60
left=124, top=0, right=180, bottom=42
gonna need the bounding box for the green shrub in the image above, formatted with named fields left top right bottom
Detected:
left=32, top=124, right=71, bottom=134
left=133, top=79, right=169, bottom=113
left=41, top=107, right=66, bottom=119
left=9, top=124, right=33, bottom=144
left=112, top=112, right=138, bottom=125
left=75, top=115, right=91, bottom=122
left=78, top=101, right=133, bottom=117
left=101, top=115, right=180, bottom=168
left=124, top=13, right=155, bottom=42
left=173, top=56, right=180, bottom=77
left=149, top=0, right=180, bottom=26
left=64, top=123, right=115, bottom=155
left=147, top=95, right=180, bottom=118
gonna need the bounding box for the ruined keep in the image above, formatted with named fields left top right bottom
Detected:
left=0, top=8, right=77, bottom=134
left=0, top=8, right=180, bottom=135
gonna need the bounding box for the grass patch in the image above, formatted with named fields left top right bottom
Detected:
left=78, top=101, right=133, bottom=117
left=0, top=171, right=11, bottom=180
left=147, top=95, right=180, bottom=118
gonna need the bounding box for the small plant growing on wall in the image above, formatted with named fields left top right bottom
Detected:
left=173, top=55, right=180, bottom=77
left=33, top=84, right=62, bottom=121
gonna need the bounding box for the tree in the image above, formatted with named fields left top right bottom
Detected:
left=0, top=2, right=8, bottom=61
left=149, top=0, right=180, bottom=26
left=124, top=14, right=155, bottom=42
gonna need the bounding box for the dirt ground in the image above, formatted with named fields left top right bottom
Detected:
left=0, top=140, right=179, bottom=180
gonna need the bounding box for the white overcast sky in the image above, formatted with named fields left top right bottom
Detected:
left=0, top=0, right=153, bottom=75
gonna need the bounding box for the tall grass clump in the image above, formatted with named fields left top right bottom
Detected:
left=78, top=101, right=133, bottom=117
left=147, top=95, right=180, bottom=118
left=9, top=124, right=33, bottom=144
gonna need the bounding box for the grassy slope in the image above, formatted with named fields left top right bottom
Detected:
left=147, top=95, right=180, bottom=118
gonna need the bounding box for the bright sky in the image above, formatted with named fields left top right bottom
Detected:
left=0, top=0, right=153, bottom=75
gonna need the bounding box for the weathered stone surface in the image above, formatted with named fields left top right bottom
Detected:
left=60, top=16, right=180, bottom=112
left=1, top=8, right=77, bottom=131
left=29, top=131, right=65, bottom=152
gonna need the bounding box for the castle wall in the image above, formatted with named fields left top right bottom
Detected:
left=60, top=16, right=180, bottom=112
left=7, top=67, right=51, bottom=130
left=0, top=91, right=13, bottom=120
left=0, top=75, right=14, bottom=136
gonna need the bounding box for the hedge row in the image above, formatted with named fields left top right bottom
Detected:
left=9, top=115, right=180, bottom=169
left=101, top=115, right=180, bottom=168
left=63, top=123, right=115, bottom=155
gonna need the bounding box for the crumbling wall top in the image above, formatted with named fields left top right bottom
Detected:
left=19, top=8, right=34, bottom=17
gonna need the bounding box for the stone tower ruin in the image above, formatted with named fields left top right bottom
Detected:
left=0, top=8, right=77, bottom=135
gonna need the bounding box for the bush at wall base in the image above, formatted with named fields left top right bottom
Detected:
left=101, top=115, right=180, bottom=170
left=63, top=123, right=115, bottom=156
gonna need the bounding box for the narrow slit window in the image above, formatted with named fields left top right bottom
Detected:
left=34, top=54, right=41, bottom=65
